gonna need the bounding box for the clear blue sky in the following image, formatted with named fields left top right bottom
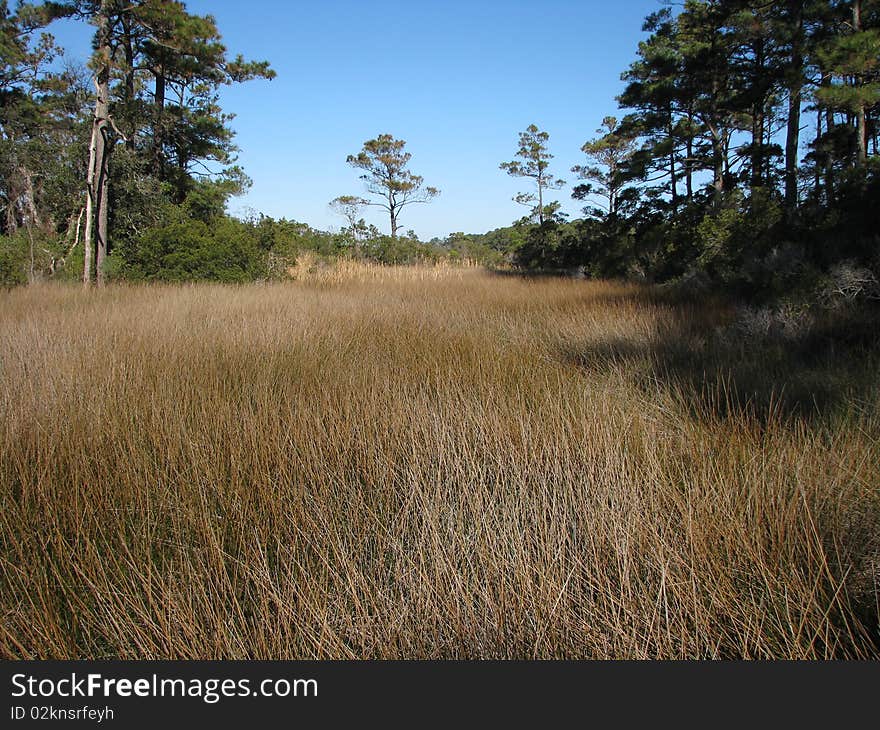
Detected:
left=50, top=0, right=664, bottom=239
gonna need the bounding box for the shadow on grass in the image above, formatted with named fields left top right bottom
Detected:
left=561, top=291, right=880, bottom=654
left=486, top=266, right=588, bottom=280
left=561, top=291, right=880, bottom=424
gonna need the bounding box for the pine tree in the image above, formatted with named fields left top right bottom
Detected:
left=500, top=124, right=565, bottom=225
left=346, top=134, right=439, bottom=238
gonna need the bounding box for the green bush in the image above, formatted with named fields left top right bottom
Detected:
left=0, top=229, right=66, bottom=287
left=364, top=234, right=445, bottom=265
left=123, top=218, right=266, bottom=282
left=0, top=234, right=29, bottom=287
left=695, top=189, right=784, bottom=291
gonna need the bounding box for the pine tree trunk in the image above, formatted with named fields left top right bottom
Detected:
left=854, top=0, right=867, bottom=166
left=668, top=114, right=678, bottom=214
left=784, top=0, right=804, bottom=212
left=857, top=107, right=867, bottom=166
left=752, top=106, right=764, bottom=188
left=752, top=37, right=766, bottom=189
left=152, top=71, right=166, bottom=176
left=814, top=107, right=822, bottom=197
left=685, top=109, right=694, bottom=202
left=537, top=174, right=544, bottom=225
left=824, top=87, right=835, bottom=199
left=122, top=16, right=136, bottom=151
left=712, top=130, right=725, bottom=201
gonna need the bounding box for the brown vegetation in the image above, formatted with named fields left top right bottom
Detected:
left=1, top=265, right=878, bottom=658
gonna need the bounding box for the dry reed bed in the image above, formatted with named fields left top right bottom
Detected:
left=1, top=267, right=878, bottom=658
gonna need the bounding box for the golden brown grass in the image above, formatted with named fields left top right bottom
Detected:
left=1, top=264, right=878, bottom=658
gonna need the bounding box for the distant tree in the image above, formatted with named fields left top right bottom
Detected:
left=499, top=124, right=565, bottom=225
left=572, top=116, right=639, bottom=217
left=345, top=134, right=439, bottom=238
left=329, top=194, right=368, bottom=247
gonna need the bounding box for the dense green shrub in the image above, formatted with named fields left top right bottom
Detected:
left=123, top=218, right=266, bottom=282
left=0, top=229, right=68, bottom=287
left=0, top=234, right=28, bottom=287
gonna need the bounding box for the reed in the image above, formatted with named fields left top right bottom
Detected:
left=1, top=265, right=877, bottom=658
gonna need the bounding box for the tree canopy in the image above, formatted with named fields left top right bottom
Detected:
left=2, top=0, right=879, bottom=296
left=499, top=124, right=565, bottom=225
left=345, top=134, right=439, bottom=238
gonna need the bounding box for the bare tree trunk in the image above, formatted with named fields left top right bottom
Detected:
left=96, top=143, right=110, bottom=285
left=83, top=122, right=98, bottom=286
left=59, top=207, right=85, bottom=272
left=74, top=206, right=84, bottom=253
left=85, top=1, right=113, bottom=286
left=19, top=166, right=41, bottom=229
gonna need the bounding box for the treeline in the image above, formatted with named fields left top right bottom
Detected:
left=0, top=0, right=505, bottom=285
left=2, top=1, right=879, bottom=296
left=509, top=0, right=879, bottom=299
left=0, top=0, right=275, bottom=285
left=117, top=216, right=504, bottom=282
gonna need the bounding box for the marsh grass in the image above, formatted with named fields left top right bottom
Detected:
left=1, top=265, right=878, bottom=658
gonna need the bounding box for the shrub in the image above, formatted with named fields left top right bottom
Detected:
left=819, top=261, right=880, bottom=307
left=0, top=234, right=29, bottom=287
left=124, top=218, right=266, bottom=282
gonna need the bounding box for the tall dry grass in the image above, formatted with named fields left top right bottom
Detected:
left=1, top=265, right=878, bottom=658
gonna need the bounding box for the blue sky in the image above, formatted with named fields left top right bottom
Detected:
left=49, top=0, right=664, bottom=239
